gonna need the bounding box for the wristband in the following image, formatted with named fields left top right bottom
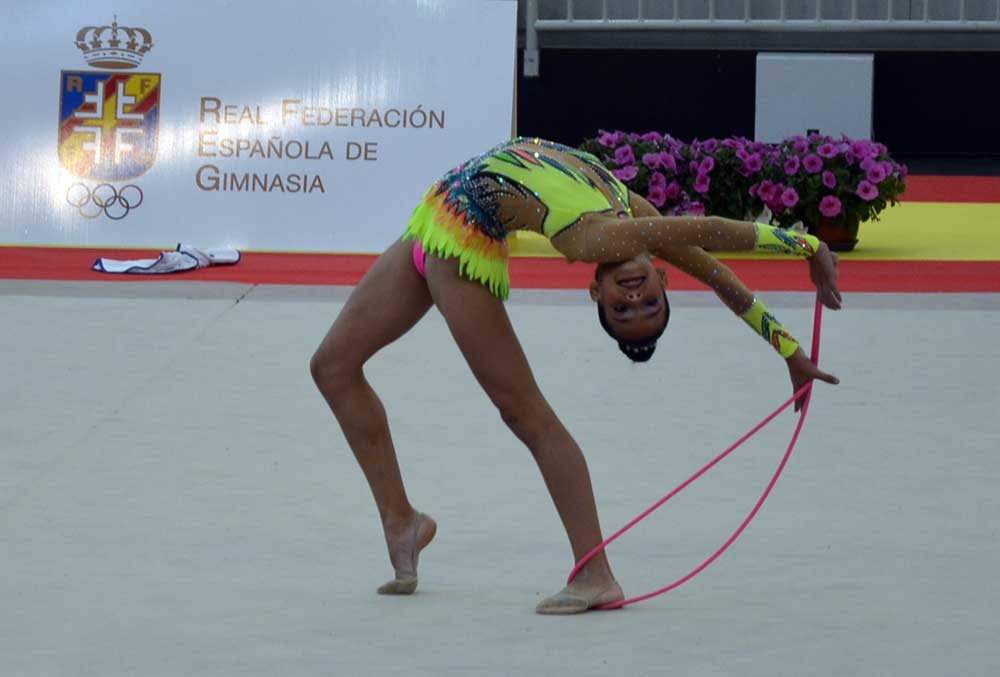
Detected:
left=740, top=298, right=800, bottom=358
left=754, top=224, right=819, bottom=258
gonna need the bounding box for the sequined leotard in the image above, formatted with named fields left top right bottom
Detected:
left=404, top=137, right=636, bottom=298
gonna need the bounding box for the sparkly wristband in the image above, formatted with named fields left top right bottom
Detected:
left=740, top=298, right=800, bottom=359
left=754, top=224, right=820, bottom=258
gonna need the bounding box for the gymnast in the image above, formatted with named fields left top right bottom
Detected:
left=310, top=137, right=842, bottom=614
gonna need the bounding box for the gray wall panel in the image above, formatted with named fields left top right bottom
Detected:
left=756, top=53, right=874, bottom=141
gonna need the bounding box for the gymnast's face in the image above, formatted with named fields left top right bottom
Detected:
left=590, top=255, right=668, bottom=344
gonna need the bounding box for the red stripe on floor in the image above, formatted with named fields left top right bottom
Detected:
left=901, top=175, right=1000, bottom=203
left=510, top=258, right=1000, bottom=293
left=2, top=247, right=999, bottom=293
left=0, top=247, right=379, bottom=285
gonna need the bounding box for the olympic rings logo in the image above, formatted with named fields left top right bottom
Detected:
left=65, top=183, right=144, bottom=220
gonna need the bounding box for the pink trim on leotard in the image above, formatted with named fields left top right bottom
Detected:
left=412, top=239, right=427, bottom=279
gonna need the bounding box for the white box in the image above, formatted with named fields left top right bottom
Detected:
left=755, top=53, right=874, bottom=142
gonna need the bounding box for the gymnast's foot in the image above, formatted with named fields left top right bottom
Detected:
left=535, top=574, right=624, bottom=615
left=377, top=511, right=437, bottom=595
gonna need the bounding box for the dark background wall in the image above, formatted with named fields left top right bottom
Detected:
left=516, top=49, right=756, bottom=147
left=517, top=50, right=1000, bottom=169
left=872, top=52, right=1000, bottom=158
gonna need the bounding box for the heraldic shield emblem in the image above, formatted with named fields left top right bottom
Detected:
left=58, top=71, right=161, bottom=181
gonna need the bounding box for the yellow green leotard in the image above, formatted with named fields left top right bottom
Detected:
left=403, top=137, right=633, bottom=300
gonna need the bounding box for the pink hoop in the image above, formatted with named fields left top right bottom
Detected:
left=568, top=296, right=825, bottom=609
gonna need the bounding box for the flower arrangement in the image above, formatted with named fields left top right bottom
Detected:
left=580, top=130, right=907, bottom=249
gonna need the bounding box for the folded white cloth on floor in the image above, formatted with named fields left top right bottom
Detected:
left=93, top=244, right=241, bottom=274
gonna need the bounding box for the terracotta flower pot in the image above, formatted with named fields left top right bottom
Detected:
left=810, top=214, right=860, bottom=252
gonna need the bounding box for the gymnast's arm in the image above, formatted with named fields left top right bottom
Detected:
left=551, top=211, right=814, bottom=265
left=550, top=208, right=841, bottom=312
left=551, top=213, right=802, bottom=348
left=649, top=243, right=840, bottom=400
left=550, top=208, right=841, bottom=408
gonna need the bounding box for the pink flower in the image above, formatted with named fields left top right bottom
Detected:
left=699, top=156, right=715, bottom=174
left=822, top=171, right=837, bottom=189
left=736, top=148, right=750, bottom=162
left=639, top=131, right=663, bottom=144
left=748, top=184, right=758, bottom=197
left=803, top=154, right=823, bottom=174
left=780, top=187, right=800, bottom=208
left=899, top=164, right=909, bottom=179
left=648, top=171, right=667, bottom=189
left=642, top=152, right=662, bottom=170
left=665, top=181, right=681, bottom=200
left=757, top=180, right=778, bottom=203
left=784, top=156, right=801, bottom=176
left=860, top=157, right=876, bottom=172
left=844, top=150, right=857, bottom=166
left=856, top=180, right=879, bottom=201
left=614, top=145, right=636, bottom=166
left=867, top=164, right=887, bottom=184
left=647, top=184, right=667, bottom=208
left=689, top=160, right=700, bottom=174
left=851, top=140, right=874, bottom=159
left=598, top=129, right=625, bottom=148
left=658, top=152, right=677, bottom=173
left=818, top=143, right=839, bottom=158
left=793, top=138, right=810, bottom=154
left=766, top=186, right=786, bottom=211
left=612, top=165, right=638, bottom=182
left=694, top=173, right=711, bottom=194
left=703, top=139, right=719, bottom=152
left=819, top=195, right=842, bottom=218
left=744, top=153, right=763, bottom=173
left=686, top=202, right=706, bottom=216
left=723, top=138, right=745, bottom=150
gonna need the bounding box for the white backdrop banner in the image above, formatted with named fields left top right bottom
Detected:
left=0, top=0, right=516, bottom=252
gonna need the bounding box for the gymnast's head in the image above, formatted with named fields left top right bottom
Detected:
left=590, top=255, right=670, bottom=363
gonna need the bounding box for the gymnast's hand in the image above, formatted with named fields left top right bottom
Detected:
left=809, top=242, right=842, bottom=310
left=786, top=348, right=839, bottom=412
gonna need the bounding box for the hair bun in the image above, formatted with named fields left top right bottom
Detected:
left=618, top=340, right=658, bottom=363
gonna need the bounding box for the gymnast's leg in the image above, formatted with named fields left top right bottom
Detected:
left=310, top=238, right=437, bottom=594
left=423, top=255, right=624, bottom=613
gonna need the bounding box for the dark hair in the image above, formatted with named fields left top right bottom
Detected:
left=597, top=292, right=670, bottom=363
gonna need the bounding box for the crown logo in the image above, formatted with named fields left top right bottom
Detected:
left=75, top=16, right=154, bottom=69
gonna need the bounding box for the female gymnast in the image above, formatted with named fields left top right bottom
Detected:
left=310, top=137, right=842, bottom=614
